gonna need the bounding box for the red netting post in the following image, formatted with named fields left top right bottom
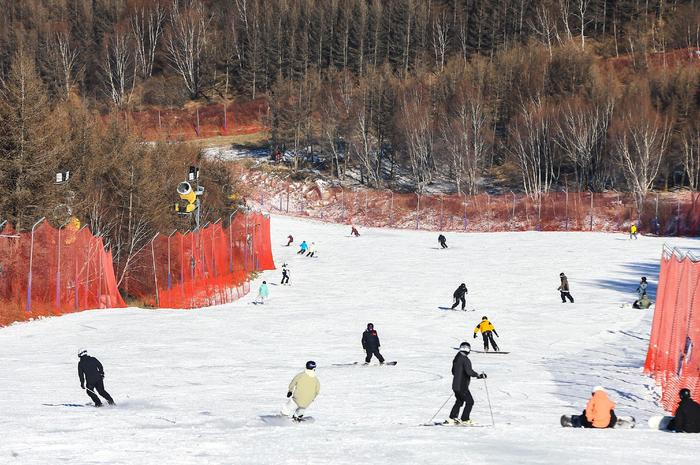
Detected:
left=590, top=192, right=594, bottom=231
left=25, top=217, right=45, bottom=313
left=228, top=211, right=236, bottom=273
left=151, top=233, right=160, bottom=307
left=463, top=192, right=468, bottom=231
left=55, top=219, right=70, bottom=310
left=565, top=190, right=569, bottom=231
left=286, top=182, right=290, bottom=213
left=416, top=193, right=420, bottom=230
left=167, top=230, right=177, bottom=290
left=390, top=191, right=394, bottom=226
left=440, top=195, right=444, bottom=229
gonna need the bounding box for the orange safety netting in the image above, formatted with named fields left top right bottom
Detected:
left=121, top=212, right=275, bottom=308
left=644, top=249, right=700, bottom=412
left=0, top=221, right=125, bottom=327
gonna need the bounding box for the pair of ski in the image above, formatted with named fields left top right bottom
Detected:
left=332, top=361, right=398, bottom=367
left=422, top=420, right=490, bottom=428
left=260, top=414, right=315, bottom=425
left=438, top=306, right=475, bottom=312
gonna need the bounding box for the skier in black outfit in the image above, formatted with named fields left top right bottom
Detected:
left=281, top=263, right=290, bottom=285
left=438, top=234, right=448, bottom=249
left=78, top=349, right=114, bottom=407
left=451, top=283, right=468, bottom=310
left=362, top=323, right=385, bottom=364
left=447, top=342, right=486, bottom=425
left=669, top=388, right=700, bottom=433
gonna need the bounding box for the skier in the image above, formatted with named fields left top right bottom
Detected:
left=351, top=226, right=360, bottom=237
left=451, top=283, right=468, bottom=310
left=362, top=323, right=385, bottom=365
left=281, top=264, right=290, bottom=285
left=306, top=242, right=316, bottom=258
left=576, top=386, right=617, bottom=428
left=446, top=342, right=486, bottom=425
left=473, top=316, right=499, bottom=352
left=668, top=388, right=700, bottom=433
left=255, top=281, right=269, bottom=304
left=633, top=293, right=652, bottom=309
left=297, top=240, right=308, bottom=255
left=438, top=234, right=448, bottom=249
left=558, top=272, right=574, bottom=303
left=77, top=349, right=115, bottom=407
left=282, top=361, right=320, bottom=421
left=286, top=234, right=294, bottom=246
left=630, top=224, right=638, bottom=239
left=636, top=277, right=648, bottom=297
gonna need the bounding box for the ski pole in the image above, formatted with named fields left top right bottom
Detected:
left=483, top=377, right=495, bottom=427
left=427, top=393, right=453, bottom=424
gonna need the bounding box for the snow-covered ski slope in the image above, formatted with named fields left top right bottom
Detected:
left=2, top=215, right=700, bottom=465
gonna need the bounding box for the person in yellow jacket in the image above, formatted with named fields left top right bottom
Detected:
left=630, top=223, right=638, bottom=239
left=281, top=361, right=320, bottom=421
left=473, top=316, right=499, bottom=352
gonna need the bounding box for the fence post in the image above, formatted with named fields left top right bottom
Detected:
left=25, top=217, right=45, bottom=313
left=167, top=230, right=177, bottom=290
left=55, top=218, right=71, bottom=311
left=228, top=210, right=238, bottom=273
left=440, top=195, right=444, bottom=229
left=677, top=197, right=681, bottom=236
left=150, top=233, right=160, bottom=307
left=590, top=192, right=594, bottom=231
left=463, top=192, right=468, bottom=231
left=223, top=103, right=227, bottom=131
left=195, top=107, right=201, bottom=137
left=416, top=193, right=421, bottom=230
left=390, top=191, right=394, bottom=225
left=286, top=183, right=290, bottom=213
left=565, top=190, right=569, bottom=231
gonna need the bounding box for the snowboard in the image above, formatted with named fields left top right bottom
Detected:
left=42, top=403, right=93, bottom=408
left=438, top=306, right=474, bottom=312
left=560, top=414, right=635, bottom=429
left=260, top=414, right=315, bottom=425
left=648, top=415, right=674, bottom=431
left=471, top=350, right=509, bottom=354
left=331, top=361, right=397, bottom=366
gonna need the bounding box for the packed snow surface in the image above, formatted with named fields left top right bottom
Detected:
left=1, top=215, right=700, bottom=465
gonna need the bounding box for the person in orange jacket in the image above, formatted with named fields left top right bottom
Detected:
left=580, top=386, right=617, bottom=428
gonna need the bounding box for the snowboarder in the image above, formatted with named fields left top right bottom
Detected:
left=256, top=281, right=269, bottom=304
left=473, top=316, right=499, bottom=352
left=281, top=264, right=290, bottom=285
left=636, top=277, right=648, bottom=297
left=558, top=273, right=574, bottom=303
left=281, top=361, right=320, bottom=421
left=451, top=283, right=468, bottom=310
left=286, top=235, right=294, bottom=246
left=668, top=388, right=700, bottom=433
left=351, top=226, right=360, bottom=237
left=362, top=323, right=385, bottom=365
left=630, top=224, right=638, bottom=239
left=438, top=234, right=448, bottom=249
left=446, top=342, right=486, bottom=425
left=77, top=349, right=114, bottom=407
left=633, top=293, right=652, bottom=309
left=306, top=242, right=316, bottom=258
left=297, top=240, right=308, bottom=255
left=577, top=386, right=617, bottom=428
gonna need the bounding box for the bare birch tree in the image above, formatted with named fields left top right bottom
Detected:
left=103, top=29, right=136, bottom=107
left=400, top=84, right=434, bottom=193
left=52, top=31, right=80, bottom=99
left=131, top=2, right=166, bottom=80
left=682, top=122, right=700, bottom=191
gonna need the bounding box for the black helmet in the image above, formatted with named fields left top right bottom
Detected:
left=482, top=316, right=488, bottom=320
left=367, top=323, right=374, bottom=330
left=459, top=342, right=471, bottom=353
left=560, top=272, right=565, bottom=277
left=461, top=283, right=466, bottom=287
left=680, top=388, right=691, bottom=400
left=306, top=361, right=317, bottom=370
left=641, top=277, right=647, bottom=282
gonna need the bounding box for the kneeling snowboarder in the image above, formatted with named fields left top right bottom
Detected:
left=633, top=293, right=652, bottom=309
left=473, top=316, right=499, bottom=351
left=446, top=342, right=486, bottom=425
left=451, top=283, right=468, bottom=310
left=668, top=388, right=700, bottom=433
left=78, top=349, right=115, bottom=407
left=282, top=361, right=320, bottom=421
left=362, top=323, right=385, bottom=364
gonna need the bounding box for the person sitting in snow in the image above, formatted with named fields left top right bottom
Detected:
left=281, top=361, right=320, bottom=421
left=668, top=388, right=700, bottom=433
left=633, top=293, right=652, bottom=309
left=575, top=386, right=617, bottom=428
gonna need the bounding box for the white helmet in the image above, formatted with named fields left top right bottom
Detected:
left=592, top=385, right=605, bottom=393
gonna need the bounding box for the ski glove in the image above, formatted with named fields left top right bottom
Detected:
left=473, top=334, right=477, bottom=339
left=286, top=391, right=292, bottom=398
left=478, top=373, right=487, bottom=379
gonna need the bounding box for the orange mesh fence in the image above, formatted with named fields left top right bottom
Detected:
left=0, top=221, right=125, bottom=327
left=120, top=212, right=275, bottom=309
left=644, top=248, right=700, bottom=412
left=253, top=181, right=700, bottom=235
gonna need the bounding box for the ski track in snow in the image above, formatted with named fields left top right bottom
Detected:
left=1, top=216, right=700, bottom=464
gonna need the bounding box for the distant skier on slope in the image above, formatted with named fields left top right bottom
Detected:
left=281, top=361, right=320, bottom=421
left=473, top=316, right=500, bottom=352
left=297, top=240, right=308, bottom=255
left=438, top=234, right=448, bottom=249
left=636, top=277, right=648, bottom=297
left=351, top=226, right=360, bottom=237
left=558, top=273, right=574, bottom=303
left=306, top=242, right=316, bottom=258
left=281, top=264, right=290, bottom=285
left=630, top=224, right=638, bottom=240
left=668, top=388, right=700, bottom=433
left=78, top=349, right=115, bottom=407
left=577, top=386, right=617, bottom=428
left=446, top=342, right=486, bottom=425
left=451, top=283, right=468, bottom=310
left=286, top=235, right=294, bottom=246
left=362, top=323, right=385, bottom=365
left=255, top=281, right=269, bottom=304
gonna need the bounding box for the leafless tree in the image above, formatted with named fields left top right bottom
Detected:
left=682, top=122, right=700, bottom=191
left=529, top=3, right=560, bottom=57
left=52, top=32, right=80, bottom=99
left=165, top=0, right=211, bottom=99
left=432, top=12, right=449, bottom=72
left=615, top=111, right=672, bottom=217
left=103, top=29, right=136, bottom=107
left=400, top=84, right=434, bottom=193
left=131, top=2, right=166, bottom=80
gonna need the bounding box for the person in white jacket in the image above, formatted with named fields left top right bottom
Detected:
left=306, top=242, right=316, bottom=258
left=281, top=361, right=320, bottom=421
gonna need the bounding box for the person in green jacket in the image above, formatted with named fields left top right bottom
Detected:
left=281, top=361, right=320, bottom=421
left=255, top=281, right=269, bottom=304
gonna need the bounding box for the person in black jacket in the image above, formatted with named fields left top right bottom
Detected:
left=447, top=342, right=486, bottom=425
left=281, top=263, right=290, bottom=285
left=78, top=349, right=115, bottom=407
left=438, top=234, right=448, bottom=249
left=451, top=283, right=468, bottom=310
left=362, top=323, right=385, bottom=365
left=669, top=388, right=700, bottom=433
